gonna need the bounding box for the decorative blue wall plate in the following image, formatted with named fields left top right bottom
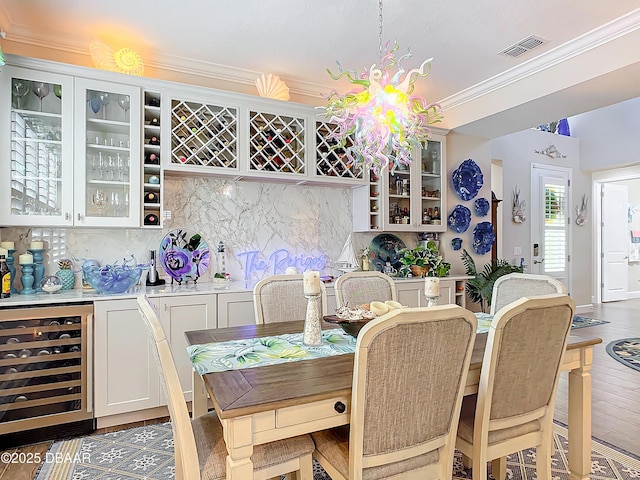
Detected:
left=448, top=205, right=471, bottom=233
left=474, top=197, right=490, bottom=217
left=472, top=222, right=495, bottom=255
left=452, top=159, right=483, bottom=201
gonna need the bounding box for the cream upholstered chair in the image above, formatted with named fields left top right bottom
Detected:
left=253, top=274, right=328, bottom=324
left=136, top=295, right=314, bottom=480
left=490, top=273, right=566, bottom=315
left=334, top=271, right=397, bottom=308
left=456, top=293, right=575, bottom=480
left=311, top=305, right=477, bottom=480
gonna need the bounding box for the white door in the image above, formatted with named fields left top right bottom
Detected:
left=601, top=183, right=629, bottom=302
left=531, top=164, right=571, bottom=290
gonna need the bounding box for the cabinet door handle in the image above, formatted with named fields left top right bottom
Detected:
left=77, top=213, right=82, bottom=222
left=65, top=212, right=70, bottom=220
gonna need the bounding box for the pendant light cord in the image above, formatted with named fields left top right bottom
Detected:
left=378, top=0, right=384, bottom=62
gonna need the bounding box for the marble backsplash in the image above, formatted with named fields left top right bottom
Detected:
left=1, top=177, right=418, bottom=289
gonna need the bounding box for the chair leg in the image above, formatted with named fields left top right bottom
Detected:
left=292, top=453, right=313, bottom=480
left=472, top=453, right=488, bottom=480
left=491, top=457, right=507, bottom=480
left=536, top=437, right=553, bottom=480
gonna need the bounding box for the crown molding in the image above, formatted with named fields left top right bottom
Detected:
left=439, top=7, right=640, bottom=110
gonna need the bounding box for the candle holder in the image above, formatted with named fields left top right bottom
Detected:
left=19, top=264, right=36, bottom=295
left=6, top=249, right=17, bottom=294
left=302, top=293, right=323, bottom=346
left=424, top=295, right=440, bottom=307
left=28, top=249, right=45, bottom=293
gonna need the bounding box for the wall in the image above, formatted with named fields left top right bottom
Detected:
left=491, top=129, right=592, bottom=307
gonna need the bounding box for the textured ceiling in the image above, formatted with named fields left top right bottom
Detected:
left=2, top=0, right=640, bottom=136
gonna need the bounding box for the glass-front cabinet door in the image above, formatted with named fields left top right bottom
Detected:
left=0, top=66, right=74, bottom=226
left=417, top=134, right=446, bottom=232
left=73, top=78, right=141, bottom=227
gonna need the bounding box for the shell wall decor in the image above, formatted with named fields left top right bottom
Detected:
left=89, top=39, right=144, bottom=76
left=512, top=186, right=526, bottom=223
left=255, top=73, right=290, bottom=101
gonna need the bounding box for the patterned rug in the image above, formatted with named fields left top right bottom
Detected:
left=572, top=315, right=610, bottom=329
left=606, top=338, right=640, bottom=372
left=35, top=422, right=640, bottom=480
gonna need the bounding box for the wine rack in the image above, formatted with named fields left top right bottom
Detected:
left=0, top=304, right=93, bottom=437
left=170, top=99, right=238, bottom=169
left=314, top=121, right=363, bottom=181
left=143, top=91, right=162, bottom=228
left=248, top=110, right=305, bottom=174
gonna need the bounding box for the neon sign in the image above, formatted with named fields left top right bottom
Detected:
left=237, top=249, right=327, bottom=282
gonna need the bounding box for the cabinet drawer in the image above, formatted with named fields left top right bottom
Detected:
left=276, top=396, right=350, bottom=428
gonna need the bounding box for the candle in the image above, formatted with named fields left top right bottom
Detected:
left=424, top=277, right=440, bottom=298
left=30, top=241, right=44, bottom=250
left=0, top=241, right=15, bottom=250
left=19, top=253, right=33, bottom=265
left=0, top=248, right=7, bottom=258
left=303, top=270, right=321, bottom=295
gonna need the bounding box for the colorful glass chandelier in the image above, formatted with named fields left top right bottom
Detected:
left=323, top=0, right=442, bottom=173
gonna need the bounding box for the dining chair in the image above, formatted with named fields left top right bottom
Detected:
left=253, top=274, right=328, bottom=324
left=311, top=305, right=477, bottom=479
left=136, top=295, right=314, bottom=480
left=334, top=271, right=397, bottom=308
left=456, top=293, right=575, bottom=480
left=490, top=272, right=566, bottom=315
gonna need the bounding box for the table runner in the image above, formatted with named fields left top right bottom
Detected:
left=187, top=328, right=356, bottom=375
left=187, top=314, right=493, bottom=375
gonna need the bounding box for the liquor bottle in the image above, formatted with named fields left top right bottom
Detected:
left=145, top=152, right=159, bottom=164
left=144, top=214, right=159, bottom=226
left=144, top=192, right=159, bottom=203
left=1, top=255, right=10, bottom=298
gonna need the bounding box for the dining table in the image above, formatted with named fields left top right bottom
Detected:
left=185, top=318, right=602, bottom=480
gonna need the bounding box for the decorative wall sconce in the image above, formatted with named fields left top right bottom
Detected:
left=575, top=194, right=588, bottom=226
left=534, top=144, right=567, bottom=159
left=255, top=73, right=290, bottom=101
left=89, top=39, right=144, bottom=76
left=512, top=186, right=526, bottom=223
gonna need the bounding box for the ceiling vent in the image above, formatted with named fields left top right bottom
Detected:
left=499, top=35, right=547, bottom=58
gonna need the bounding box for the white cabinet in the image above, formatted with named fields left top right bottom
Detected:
left=0, top=66, right=74, bottom=226
left=217, top=291, right=255, bottom=327
left=393, top=277, right=468, bottom=308
left=159, top=295, right=216, bottom=401
left=94, top=298, right=160, bottom=417
left=0, top=64, right=142, bottom=227
left=353, top=132, right=447, bottom=232
left=73, top=78, right=141, bottom=227
left=93, top=293, right=216, bottom=418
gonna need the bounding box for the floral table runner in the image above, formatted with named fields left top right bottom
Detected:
left=187, top=314, right=494, bottom=375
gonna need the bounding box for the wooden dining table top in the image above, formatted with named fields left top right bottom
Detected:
left=184, top=319, right=602, bottom=420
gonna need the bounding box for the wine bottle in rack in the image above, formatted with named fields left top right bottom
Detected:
left=145, top=152, right=159, bottom=165
left=144, top=214, right=160, bottom=226
left=148, top=136, right=160, bottom=145
left=144, top=192, right=159, bottom=203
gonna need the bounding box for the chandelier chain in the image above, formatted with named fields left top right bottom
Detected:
left=378, top=0, right=384, bottom=62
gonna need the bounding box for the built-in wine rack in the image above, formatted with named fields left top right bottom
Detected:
left=142, top=91, right=162, bottom=227
left=314, top=121, right=363, bottom=180
left=0, top=304, right=93, bottom=437
left=248, top=111, right=305, bottom=174
left=170, top=99, right=238, bottom=169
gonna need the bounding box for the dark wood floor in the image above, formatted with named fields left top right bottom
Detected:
left=1, top=300, right=639, bottom=479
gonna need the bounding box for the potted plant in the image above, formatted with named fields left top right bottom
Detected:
left=460, top=249, right=524, bottom=312
left=398, top=242, right=451, bottom=278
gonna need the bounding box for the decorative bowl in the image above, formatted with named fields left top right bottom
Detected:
left=324, top=315, right=372, bottom=338
left=82, top=260, right=146, bottom=294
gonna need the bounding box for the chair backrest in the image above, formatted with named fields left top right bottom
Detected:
left=490, top=272, right=566, bottom=315
left=253, top=274, right=328, bottom=324
left=137, top=295, right=200, bottom=480
left=476, top=294, right=575, bottom=444
left=334, top=271, right=397, bottom=308
left=348, top=305, right=477, bottom=479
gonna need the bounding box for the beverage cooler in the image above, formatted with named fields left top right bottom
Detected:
left=0, top=303, right=94, bottom=446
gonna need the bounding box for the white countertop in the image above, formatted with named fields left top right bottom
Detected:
left=0, top=275, right=472, bottom=308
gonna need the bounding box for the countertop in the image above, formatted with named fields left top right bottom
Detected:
left=0, top=275, right=472, bottom=308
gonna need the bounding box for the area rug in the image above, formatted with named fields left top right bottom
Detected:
left=606, top=338, right=640, bottom=372
left=572, top=315, right=610, bottom=329
left=35, top=422, right=640, bottom=480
